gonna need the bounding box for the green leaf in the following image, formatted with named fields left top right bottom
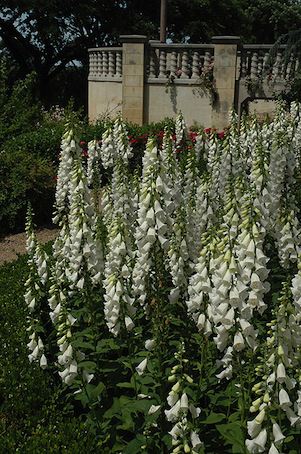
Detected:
left=90, top=381, right=105, bottom=399
left=216, top=422, right=245, bottom=452
left=96, top=338, right=120, bottom=352
left=71, top=340, right=95, bottom=350
left=116, top=381, right=135, bottom=389
left=78, top=361, right=97, bottom=371
left=200, top=412, right=226, bottom=424
left=123, top=435, right=146, bottom=454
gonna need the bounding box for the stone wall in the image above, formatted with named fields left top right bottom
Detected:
left=88, top=37, right=292, bottom=128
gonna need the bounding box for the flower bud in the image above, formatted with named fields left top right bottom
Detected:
left=172, top=381, right=181, bottom=393
left=184, top=443, right=191, bottom=453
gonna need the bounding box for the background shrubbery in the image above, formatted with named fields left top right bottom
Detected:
left=0, top=68, right=185, bottom=234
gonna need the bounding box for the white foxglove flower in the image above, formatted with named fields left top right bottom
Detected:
left=268, top=443, right=280, bottom=454
left=136, top=358, right=148, bottom=375
left=148, top=405, right=161, bottom=414
left=39, top=354, right=47, bottom=369
left=279, top=388, right=292, bottom=409
left=245, top=428, right=267, bottom=453
left=276, top=363, right=286, bottom=383
left=272, top=422, right=285, bottom=444
left=145, top=339, right=155, bottom=351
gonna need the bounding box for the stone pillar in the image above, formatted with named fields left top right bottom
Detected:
left=120, top=35, right=147, bottom=125
left=211, top=36, right=240, bottom=130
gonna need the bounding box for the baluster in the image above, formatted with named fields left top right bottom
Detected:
left=170, top=51, right=177, bottom=77
left=89, top=52, right=93, bottom=77
left=262, top=52, right=270, bottom=78
left=257, top=54, right=263, bottom=77
left=192, top=51, right=200, bottom=78
left=108, top=51, right=114, bottom=76
left=116, top=51, right=122, bottom=77
left=286, top=54, right=294, bottom=80
left=149, top=49, right=156, bottom=78
left=203, top=51, right=211, bottom=72
left=94, top=52, right=98, bottom=77
left=96, top=52, right=102, bottom=77
left=177, top=51, right=182, bottom=77
left=272, top=52, right=282, bottom=79
left=102, top=51, right=108, bottom=77
left=250, top=52, right=258, bottom=79
left=89, top=52, right=95, bottom=77
left=159, top=50, right=166, bottom=78
left=240, top=52, right=247, bottom=78
left=294, top=58, right=299, bottom=75
left=181, top=51, right=189, bottom=78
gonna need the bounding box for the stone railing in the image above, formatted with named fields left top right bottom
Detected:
left=147, top=42, right=214, bottom=82
left=88, top=35, right=300, bottom=128
left=238, top=44, right=298, bottom=80
left=88, top=47, right=123, bottom=80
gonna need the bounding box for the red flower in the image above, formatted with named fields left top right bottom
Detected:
left=82, top=150, right=88, bottom=157
left=189, top=131, right=198, bottom=143
left=130, top=138, right=138, bottom=144
left=80, top=140, right=86, bottom=146
left=218, top=131, right=225, bottom=139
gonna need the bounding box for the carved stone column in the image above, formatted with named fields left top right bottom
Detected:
left=211, top=36, right=241, bottom=130
left=120, top=35, right=147, bottom=125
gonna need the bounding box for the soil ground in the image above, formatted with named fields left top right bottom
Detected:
left=0, top=228, right=58, bottom=265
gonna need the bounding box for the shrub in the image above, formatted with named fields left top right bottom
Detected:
left=3, top=123, right=64, bottom=163
left=0, top=149, right=56, bottom=232
left=0, top=68, right=42, bottom=147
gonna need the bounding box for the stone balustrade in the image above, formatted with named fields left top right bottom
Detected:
left=88, top=47, right=123, bottom=80
left=147, top=43, right=214, bottom=82
left=88, top=36, right=299, bottom=128
left=239, top=44, right=298, bottom=81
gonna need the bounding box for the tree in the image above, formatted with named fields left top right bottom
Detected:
left=1, top=0, right=301, bottom=107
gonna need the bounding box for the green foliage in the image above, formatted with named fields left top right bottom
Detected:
left=0, top=149, right=56, bottom=232
left=0, top=67, right=42, bottom=147
left=0, top=253, right=98, bottom=452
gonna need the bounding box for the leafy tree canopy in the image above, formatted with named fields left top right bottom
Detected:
left=1, top=0, right=301, bottom=105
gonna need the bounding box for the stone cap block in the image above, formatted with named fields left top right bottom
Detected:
left=120, top=35, right=148, bottom=43
left=211, top=36, right=241, bottom=45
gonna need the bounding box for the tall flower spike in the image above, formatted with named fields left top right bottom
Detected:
left=113, top=117, right=133, bottom=161
left=53, top=125, right=81, bottom=225
left=66, top=155, right=103, bottom=289
left=182, top=147, right=201, bottom=264
left=25, top=206, right=48, bottom=369
left=246, top=282, right=301, bottom=453
left=87, top=139, right=101, bottom=187
left=49, top=127, right=102, bottom=387
left=100, top=125, right=115, bottom=169
left=103, top=216, right=136, bottom=335
left=165, top=342, right=202, bottom=454
left=175, top=112, right=187, bottom=149
left=186, top=231, right=215, bottom=338
left=168, top=206, right=190, bottom=302
left=132, top=137, right=170, bottom=308
left=103, top=122, right=136, bottom=335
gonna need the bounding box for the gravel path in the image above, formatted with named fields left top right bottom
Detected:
left=0, top=228, right=58, bottom=265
